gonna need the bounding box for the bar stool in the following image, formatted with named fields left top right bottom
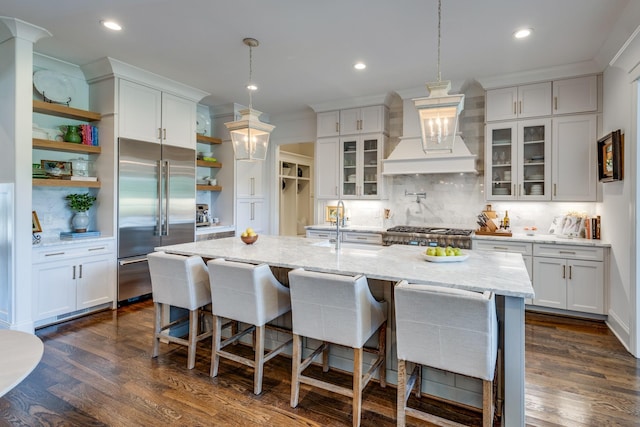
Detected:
left=207, top=258, right=292, bottom=395
left=288, top=268, right=387, bottom=427
left=394, top=281, right=498, bottom=427
left=147, top=251, right=212, bottom=370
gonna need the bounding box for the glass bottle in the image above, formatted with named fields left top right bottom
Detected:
left=503, top=210, right=510, bottom=230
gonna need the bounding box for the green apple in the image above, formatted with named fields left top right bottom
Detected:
left=426, top=247, right=436, bottom=256
left=436, top=247, right=446, bottom=256
left=446, top=248, right=455, bottom=256
left=454, top=248, right=463, bottom=256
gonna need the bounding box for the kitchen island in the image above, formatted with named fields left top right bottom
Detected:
left=156, top=235, right=533, bottom=426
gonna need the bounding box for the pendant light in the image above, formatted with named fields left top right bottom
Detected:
left=413, top=0, right=464, bottom=153
left=225, top=38, right=275, bottom=161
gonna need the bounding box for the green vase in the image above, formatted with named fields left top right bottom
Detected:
left=64, top=125, right=82, bottom=143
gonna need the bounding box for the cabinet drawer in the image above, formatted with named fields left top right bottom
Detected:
left=34, top=240, right=114, bottom=263
left=342, top=232, right=382, bottom=245
left=533, top=244, right=603, bottom=261
left=306, top=230, right=337, bottom=240
left=473, top=240, right=532, bottom=255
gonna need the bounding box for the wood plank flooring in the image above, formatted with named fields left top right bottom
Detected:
left=1, top=301, right=639, bottom=426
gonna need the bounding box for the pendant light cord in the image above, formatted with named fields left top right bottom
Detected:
left=437, top=0, right=442, bottom=82
left=248, top=43, right=253, bottom=110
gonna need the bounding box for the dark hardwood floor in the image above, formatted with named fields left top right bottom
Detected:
left=1, top=301, right=639, bottom=426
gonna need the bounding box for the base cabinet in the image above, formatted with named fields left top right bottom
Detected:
left=33, top=240, right=115, bottom=325
left=532, top=244, right=605, bottom=314
left=236, top=199, right=266, bottom=234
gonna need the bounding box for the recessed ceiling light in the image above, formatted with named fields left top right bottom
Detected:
left=101, top=20, right=122, bottom=31
left=514, top=28, right=532, bottom=39
left=354, top=62, right=366, bottom=70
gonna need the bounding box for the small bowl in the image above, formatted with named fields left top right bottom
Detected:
left=241, top=234, right=258, bottom=245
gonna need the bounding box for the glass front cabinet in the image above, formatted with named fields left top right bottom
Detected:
left=486, top=119, right=551, bottom=200
left=340, top=134, right=383, bottom=199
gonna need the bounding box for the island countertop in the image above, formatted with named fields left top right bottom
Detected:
left=156, top=235, right=533, bottom=299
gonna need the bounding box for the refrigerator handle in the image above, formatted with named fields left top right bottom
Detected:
left=163, top=160, right=170, bottom=236
left=156, top=160, right=163, bottom=236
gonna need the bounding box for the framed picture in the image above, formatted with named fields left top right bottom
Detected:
left=597, top=129, right=623, bottom=182
left=32, top=211, right=42, bottom=233
left=325, top=205, right=344, bottom=222
left=41, top=160, right=72, bottom=178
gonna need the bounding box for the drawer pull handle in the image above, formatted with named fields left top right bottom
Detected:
left=562, top=265, right=566, bottom=279
left=568, top=265, right=572, bottom=280
left=88, top=247, right=106, bottom=252
left=493, top=247, right=509, bottom=251
left=559, top=251, right=576, bottom=255
left=72, top=265, right=76, bottom=280
left=79, top=264, right=83, bottom=279
left=45, top=252, right=65, bottom=257
left=355, top=237, right=367, bottom=240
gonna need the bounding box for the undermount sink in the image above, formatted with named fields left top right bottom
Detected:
left=311, top=240, right=383, bottom=252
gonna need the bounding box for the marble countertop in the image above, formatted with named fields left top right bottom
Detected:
left=472, top=233, right=611, bottom=247
left=33, top=235, right=114, bottom=248
left=305, top=224, right=385, bottom=233
left=156, top=235, right=533, bottom=299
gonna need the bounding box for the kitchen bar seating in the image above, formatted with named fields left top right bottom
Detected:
left=207, top=258, right=292, bottom=395
left=394, top=281, right=498, bottom=427
left=147, top=251, right=213, bottom=370
left=288, top=268, right=387, bottom=427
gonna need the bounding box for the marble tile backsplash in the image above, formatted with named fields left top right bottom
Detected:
left=33, top=187, right=98, bottom=239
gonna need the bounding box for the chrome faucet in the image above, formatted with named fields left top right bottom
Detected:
left=335, top=199, right=345, bottom=250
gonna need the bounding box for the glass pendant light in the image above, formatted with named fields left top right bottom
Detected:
left=225, top=38, right=275, bottom=161
left=413, top=0, right=464, bottom=153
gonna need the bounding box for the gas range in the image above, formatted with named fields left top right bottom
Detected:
left=382, top=226, right=474, bottom=249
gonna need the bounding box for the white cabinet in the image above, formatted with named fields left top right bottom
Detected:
left=551, top=114, right=598, bottom=201
left=552, top=75, right=598, bottom=115
left=485, top=82, right=551, bottom=122
left=340, top=134, right=385, bottom=199
left=33, top=240, right=115, bottom=324
left=236, top=199, right=266, bottom=234
left=339, top=105, right=388, bottom=135
left=342, top=231, right=383, bottom=245
left=118, top=79, right=196, bottom=149
left=532, top=244, right=605, bottom=314
left=317, top=111, right=340, bottom=138
left=485, top=119, right=551, bottom=200
left=236, top=160, right=264, bottom=198
left=315, top=137, right=339, bottom=199
left=306, top=229, right=338, bottom=240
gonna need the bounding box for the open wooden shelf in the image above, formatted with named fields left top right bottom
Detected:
left=33, top=178, right=101, bottom=188
left=196, top=134, right=222, bottom=144
left=33, top=100, right=101, bottom=122
left=33, top=138, right=101, bottom=154
left=196, top=184, right=222, bottom=192
left=196, top=159, right=221, bottom=168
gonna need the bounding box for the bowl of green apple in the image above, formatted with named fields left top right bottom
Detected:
left=422, top=246, right=469, bottom=262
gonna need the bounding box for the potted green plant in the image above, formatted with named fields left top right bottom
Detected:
left=66, top=193, right=96, bottom=232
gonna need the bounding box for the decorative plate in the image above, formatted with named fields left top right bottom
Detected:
left=196, top=110, right=210, bottom=135
left=33, top=70, right=75, bottom=103
left=422, top=253, right=470, bottom=263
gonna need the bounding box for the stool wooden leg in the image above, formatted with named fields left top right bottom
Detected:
left=483, top=379, right=494, bottom=427
left=210, top=315, right=223, bottom=377
left=187, top=309, right=198, bottom=369
left=397, top=359, right=407, bottom=427
left=290, top=334, right=302, bottom=407
left=352, top=347, right=363, bottom=427
left=254, top=325, right=265, bottom=395
left=322, top=341, right=330, bottom=373
left=378, top=321, right=387, bottom=388
left=152, top=302, right=162, bottom=358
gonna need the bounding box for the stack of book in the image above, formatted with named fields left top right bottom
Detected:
left=80, top=124, right=99, bottom=146
left=583, top=216, right=601, bottom=239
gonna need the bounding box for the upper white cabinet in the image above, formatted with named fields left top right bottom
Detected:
left=551, top=115, right=598, bottom=201
left=236, top=160, right=265, bottom=198
left=315, top=137, right=340, bottom=199
left=317, top=110, right=340, bottom=138
left=552, top=75, right=598, bottom=115
left=118, top=79, right=196, bottom=149
left=340, top=133, right=386, bottom=199
left=486, top=119, right=551, bottom=200
left=339, top=105, right=389, bottom=135
left=485, top=82, right=551, bottom=122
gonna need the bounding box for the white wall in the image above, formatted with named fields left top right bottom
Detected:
left=601, top=65, right=633, bottom=348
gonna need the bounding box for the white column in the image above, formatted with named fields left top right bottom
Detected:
left=0, top=17, right=51, bottom=331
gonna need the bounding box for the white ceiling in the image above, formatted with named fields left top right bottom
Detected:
left=0, top=0, right=636, bottom=115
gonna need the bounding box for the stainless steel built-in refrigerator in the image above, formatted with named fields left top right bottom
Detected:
left=117, top=138, right=195, bottom=303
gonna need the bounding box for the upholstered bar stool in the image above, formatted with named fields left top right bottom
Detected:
left=148, top=251, right=212, bottom=370
left=394, top=281, right=498, bottom=427
left=288, top=268, right=387, bottom=427
left=207, top=258, right=292, bottom=395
